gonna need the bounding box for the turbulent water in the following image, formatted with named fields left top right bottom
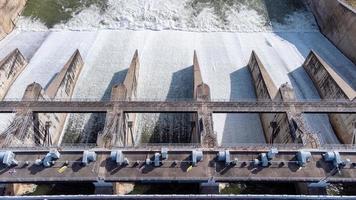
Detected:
left=18, top=0, right=318, bottom=32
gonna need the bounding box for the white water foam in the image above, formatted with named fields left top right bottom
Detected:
left=16, top=0, right=318, bottom=32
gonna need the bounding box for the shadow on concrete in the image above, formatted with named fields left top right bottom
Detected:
left=44, top=72, right=59, bottom=91
left=274, top=33, right=356, bottom=90
left=103, top=156, right=133, bottom=175
left=179, top=155, right=192, bottom=172
left=72, top=157, right=86, bottom=172
left=287, top=156, right=301, bottom=173
left=216, top=162, right=235, bottom=175
left=165, top=66, right=193, bottom=101
left=62, top=69, right=128, bottom=144
left=221, top=66, right=265, bottom=145
left=316, top=159, right=335, bottom=174
left=287, top=67, right=320, bottom=100
left=0, top=165, right=14, bottom=175
left=28, top=164, right=45, bottom=175
left=247, top=163, right=263, bottom=174
left=139, top=66, right=195, bottom=144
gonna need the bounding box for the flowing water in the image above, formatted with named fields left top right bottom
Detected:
left=19, top=0, right=317, bottom=32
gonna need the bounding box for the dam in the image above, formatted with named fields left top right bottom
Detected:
left=0, top=0, right=355, bottom=198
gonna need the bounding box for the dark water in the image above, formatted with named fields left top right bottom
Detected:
left=28, top=182, right=94, bottom=195
left=24, top=182, right=356, bottom=196
left=129, top=183, right=200, bottom=194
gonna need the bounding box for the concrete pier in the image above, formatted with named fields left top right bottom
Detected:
left=100, top=50, right=140, bottom=147
left=45, top=50, right=84, bottom=99
left=248, top=51, right=283, bottom=144
left=43, top=50, right=84, bottom=145
left=193, top=51, right=215, bottom=147
left=97, top=51, right=140, bottom=195
left=0, top=50, right=84, bottom=147
left=248, top=51, right=320, bottom=147
left=0, top=49, right=27, bottom=100
left=303, top=50, right=356, bottom=144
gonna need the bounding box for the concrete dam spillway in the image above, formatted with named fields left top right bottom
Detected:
left=0, top=0, right=355, bottom=197
left=0, top=0, right=355, bottom=147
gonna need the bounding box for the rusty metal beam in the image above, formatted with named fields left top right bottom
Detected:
left=0, top=100, right=354, bottom=113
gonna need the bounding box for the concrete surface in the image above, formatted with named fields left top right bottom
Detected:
left=305, top=0, right=356, bottom=64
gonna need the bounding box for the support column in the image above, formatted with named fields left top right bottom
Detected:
left=193, top=51, right=216, bottom=147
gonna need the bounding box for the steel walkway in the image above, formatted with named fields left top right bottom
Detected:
left=1, top=148, right=356, bottom=183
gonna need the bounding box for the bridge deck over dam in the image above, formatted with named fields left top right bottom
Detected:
left=1, top=148, right=356, bottom=183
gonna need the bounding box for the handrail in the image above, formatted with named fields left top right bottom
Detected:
left=1, top=98, right=354, bottom=103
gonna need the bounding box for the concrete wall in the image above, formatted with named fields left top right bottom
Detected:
left=304, top=0, right=356, bottom=64
left=0, top=48, right=27, bottom=100
left=0, top=0, right=27, bottom=40
left=303, top=50, right=356, bottom=144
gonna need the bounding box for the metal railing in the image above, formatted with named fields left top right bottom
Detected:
left=1, top=97, right=354, bottom=102
left=219, top=143, right=304, bottom=150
